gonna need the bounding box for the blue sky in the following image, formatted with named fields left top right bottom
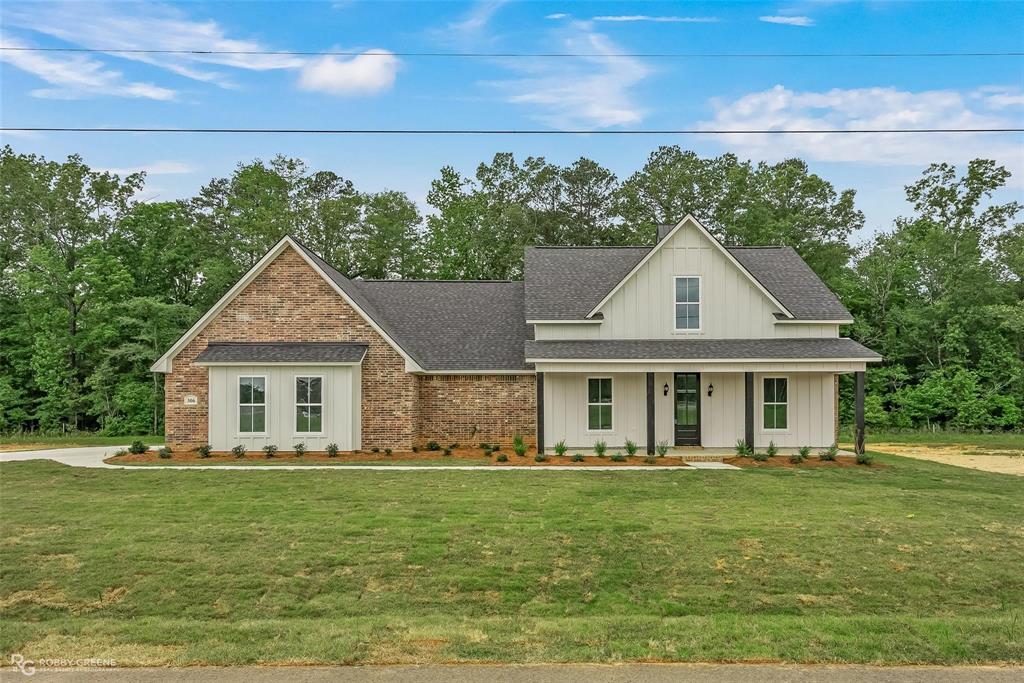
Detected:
left=2, top=0, right=1022, bottom=239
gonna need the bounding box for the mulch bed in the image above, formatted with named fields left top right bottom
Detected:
left=107, top=447, right=692, bottom=467
left=724, top=455, right=886, bottom=469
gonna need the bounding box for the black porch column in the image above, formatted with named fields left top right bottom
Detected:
left=646, top=372, right=655, bottom=455
left=535, top=372, right=545, bottom=455
left=744, top=372, right=754, bottom=451
left=855, top=370, right=865, bottom=455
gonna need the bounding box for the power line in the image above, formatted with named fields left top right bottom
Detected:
left=1, top=46, right=1021, bottom=59
left=3, top=127, right=1021, bottom=135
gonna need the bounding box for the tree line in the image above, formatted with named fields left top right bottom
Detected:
left=1, top=144, right=1021, bottom=435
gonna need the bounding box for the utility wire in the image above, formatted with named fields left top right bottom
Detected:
left=0, top=46, right=1021, bottom=59
left=3, top=127, right=1022, bottom=135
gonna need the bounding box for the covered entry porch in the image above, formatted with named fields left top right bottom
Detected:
left=527, top=339, right=879, bottom=456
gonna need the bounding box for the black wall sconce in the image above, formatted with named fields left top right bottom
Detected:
left=663, top=383, right=670, bottom=396
left=707, top=383, right=715, bottom=397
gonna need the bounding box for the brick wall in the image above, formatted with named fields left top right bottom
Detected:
left=164, top=245, right=416, bottom=451
left=416, top=374, right=537, bottom=447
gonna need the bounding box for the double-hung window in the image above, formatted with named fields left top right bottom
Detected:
left=763, top=377, right=788, bottom=431
left=674, top=276, right=701, bottom=331
left=295, top=376, right=323, bottom=434
left=239, top=376, right=266, bottom=434
left=587, top=377, right=613, bottom=431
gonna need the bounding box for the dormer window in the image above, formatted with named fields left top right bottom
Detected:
left=674, top=276, right=701, bottom=332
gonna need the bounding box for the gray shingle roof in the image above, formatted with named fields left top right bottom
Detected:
left=353, top=280, right=533, bottom=371
left=523, top=244, right=852, bottom=321
left=195, top=342, right=368, bottom=364
left=525, top=338, right=881, bottom=361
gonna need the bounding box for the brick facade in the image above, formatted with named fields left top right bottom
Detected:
left=164, top=246, right=417, bottom=451
left=416, top=374, right=537, bottom=447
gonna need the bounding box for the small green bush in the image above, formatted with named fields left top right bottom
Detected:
left=820, top=444, right=838, bottom=461
left=411, top=445, right=419, bottom=453
left=371, top=447, right=380, bottom=453
left=449, top=443, right=460, bottom=450
left=571, top=453, right=584, bottom=462
left=644, top=455, right=657, bottom=464
left=534, top=453, right=548, bottom=462
left=856, top=451, right=874, bottom=465
left=263, top=444, right=278, bottom=458
left=231, top=444, right=246, bottom=458
left=496, top=453, right=508, bottom=462
left=625, top=439, right=638, bottom=456
left=799, top=445, right=811, bottom=459
left=594, top=440, right=607, bottom=457
left=789, top=452, right=805, bottom=464
left=734, top=438, right=751, bottom=457
left=113, top=448, right=128, bottom=457
left=326, top=443, right=339, bottom=458
left=491, top=443, right=501, bottom=452
left=293, top=443, right=307, bottom=458
left=513, top=433, right=525, bottom=450
left=766, top=440, right=778, bottom=457
left=752, top=451, right=769, bottom=462
left=656, top=440, right=669, bottom=457
left=129, top=440, right=147, bottom=455
left=478, top=442, right=491, bottom=450
left=426, top=441, right=440, bottom=451
left=484, top=448, right=493, bottom=457
left=157, top=446, right=172, bottom=459
left=196, top=444, right=212, bottom=458
left=443, top=448, right=452, bottom=456
left=385, top=448, right=393, bottom=456
left=610, top=453, right=626, bottom=462
left=554, top=440, right=568, bottom=456
left=513, top=442, right=527, bottom=457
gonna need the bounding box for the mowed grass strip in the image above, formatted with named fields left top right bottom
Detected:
left=1, top=454, right=1022, bottom=665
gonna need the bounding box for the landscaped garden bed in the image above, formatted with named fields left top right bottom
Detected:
left=725, top=455, right=886, bottom=469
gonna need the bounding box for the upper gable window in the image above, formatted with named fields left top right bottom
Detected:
left=674, top=276, right=701, bottom=332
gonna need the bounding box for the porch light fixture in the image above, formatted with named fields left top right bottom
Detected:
left=707, top=383, right=715, bottom=397
left=663, top=383, right=670, bottom=396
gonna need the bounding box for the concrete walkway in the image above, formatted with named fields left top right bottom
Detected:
left=0, top=446, right=740, bottom=471
left=15, top=664, right=1022, bottom=682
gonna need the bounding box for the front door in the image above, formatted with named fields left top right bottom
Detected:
left=674, top=373, right=701, bottom=446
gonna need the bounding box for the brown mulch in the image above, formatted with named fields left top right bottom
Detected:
left=106, top=447, right=692, bottom=467
left=724, top=455, right=886, bottom=469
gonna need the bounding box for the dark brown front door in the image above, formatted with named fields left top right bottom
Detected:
left=674, top=373, right=701, bottom=446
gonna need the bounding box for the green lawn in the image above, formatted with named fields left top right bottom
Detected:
left=840, top=429, right=1024, bottom=451
left=1, top=453, right=1022, bottom=666
left=0, top=434, right=163, bottom=449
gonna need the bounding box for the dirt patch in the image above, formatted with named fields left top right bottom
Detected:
left=106, top=447, right=692, bottom=467
left=872, top=443, right=1024, bottom=476
left=724, top=456, right=883, bottom=469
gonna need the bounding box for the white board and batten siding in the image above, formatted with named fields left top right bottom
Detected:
left=207, top=365, right=361, bottom=452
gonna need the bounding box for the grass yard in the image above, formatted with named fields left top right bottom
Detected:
left=1, top=452, right=1022, bottom=666
left=0, top=434, right=163, bottom=451
left=839, top=429, right=1024, bottom=451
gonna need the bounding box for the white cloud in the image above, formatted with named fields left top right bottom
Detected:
left=298, top=50, right=399, bottom=96
left=98, top=161, right=195, bottom=176
left=1, top=1, right=398, bottom=98
left=445, top=1, right=509, bottom=37
left=0, top=31, right=175, bottom=100
left=483, top=21, right=650, bottom=127
left=973, top=86, right=1024, bottom=110
left=593, top=15, right=719, bottom=23
left=546, top=13, right=569, bottom=20
left=699, top=84, right=1022, bottom=170
left=759, top=15, right=815, bottom=26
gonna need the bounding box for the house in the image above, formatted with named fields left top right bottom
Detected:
left=151, top=215, right=881, bottom=455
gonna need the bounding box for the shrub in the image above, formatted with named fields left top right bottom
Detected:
left=610, top=453, right=626, bottom=462
left=491, top=443, right=501, bottom=452
left=554, top=440, right=568, bottom=456
left=789, top=452, right=805, bottom=464
left=820, top=443, right=839, bottom=461
left=157, top=446, right=172, bottom=459
left=571, top=453, right=585, bottom=462
left=624, top=439, right=638, bottom=456
left=113, top=448, right=128, bottom=457
left=644, top=455, right=657, bottom=464
left=443, top=448, right=452, bottom=456
left=196, top=444, right=212, bottom=459
left=326, top=443, right=339, bottom=458
left=478, top=442, right=491, bottom=450
left=513, top=442, right=527, bottom=457
left=385, top=448, right=393, bottom=456
left=856, top=451, right=874, bottom=466
left=293, top=443, right=307, bottom=458
left=512, top=433, right=525, bottom=450
left=766, top=440, right=778, bottom=457
left=594, top=440, right=607, bottom=457
left=128, top=440, right=147, bottom=455
left=656, top=440, right=669, bottom=457
left=752, top=451, right=769, bottom=462
left=734, top=438, right=751, bottom=457
left=411, top=445, right=419, bottom=453
left=449, top=443, right=460, bottom=450
left=371, top=447, right=380, bottom=453
left=263, top=444, right=278, bottom=458
left=231, top=444, right=247, bottom=458
left=426, top=441, right=440, bottom=451
left=799, top=445, right=811, bottom=459
left=496, top=453, right=508, bottom=462
left=484, top=448, right=493, bottom=457
left=534, top=453, right=548, bottom=462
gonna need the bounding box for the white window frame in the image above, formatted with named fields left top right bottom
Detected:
left=761, top=375, right=790, bottom=433
left=586, top=376, right=614, bottom=433
left=237, top=375, right=267, bottom=436
left=294, top=374, right=325, bottom=436
left=673, top=275, right=702, bottom=333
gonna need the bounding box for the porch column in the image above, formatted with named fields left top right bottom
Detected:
left=744, top=372, right=754, bottom=451
left=855, top=370, right=865, bottom=455
left=646, top=372, right=655, bottom=455
left=535, top=372, right=545, bottom=455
